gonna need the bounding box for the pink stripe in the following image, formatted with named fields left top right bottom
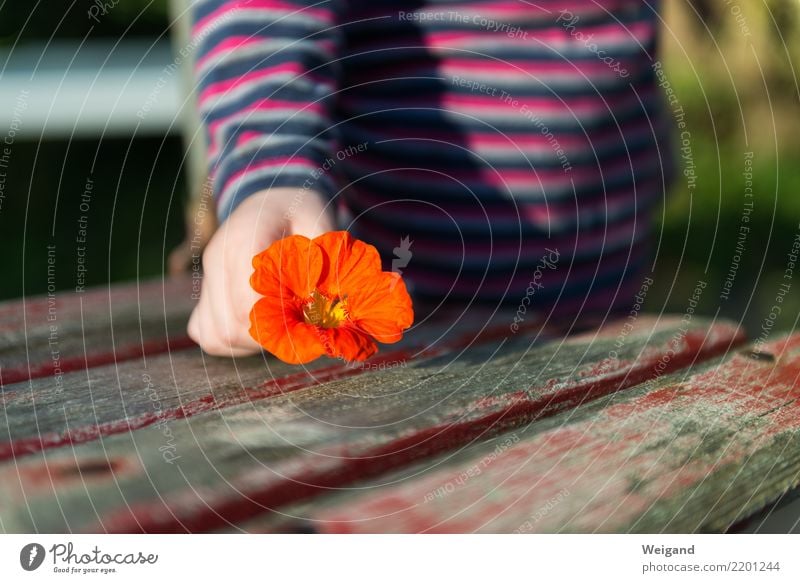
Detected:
left=345, top=21, right=653, bottom=53
left=354, top=2, right=646, bottom=24
left=404, top=241, right=649, bottom=298
left=344, top=148, right=652, bottom=188
left=193, top=0, right=333, bottom=38
left=235, top=130, right=263, bottom=146
left=440, top=59, right=648, bottom=79
left=340, top=85, right=654, bottom=115
left=426, top=20, right=653, bottom=46
left=208, top=98, right=324, bottom=135
left=199, top=62, right=327, bottom=105
left=344, top=122, right=654, bottom=161
left=347, top=174, right=661, bottom=226
left=346, top=58, right=644, bottom=82
left=356, top=211, right=647, bottom=263
left=206, top=99, right=326, bottom=157
left=195, top=36, right=264, bottom=72
left=218, top=156, right=320, bottom=209
left=340, top=124, right=620, bottom=150
left=441, top=93, right=628, bottom=112
left=196, top=35, right=335, bottom=74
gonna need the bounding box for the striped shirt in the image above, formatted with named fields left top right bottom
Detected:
left=192, top=0, right=671, bottom=317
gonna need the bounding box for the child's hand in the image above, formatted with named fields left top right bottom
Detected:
left=188, top=188, right=336, bottom=356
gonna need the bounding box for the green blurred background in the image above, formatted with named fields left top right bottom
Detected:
left=1, top=0, right=798, bottom=337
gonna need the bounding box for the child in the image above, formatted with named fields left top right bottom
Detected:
left=186, top=0, right=670, bottom=355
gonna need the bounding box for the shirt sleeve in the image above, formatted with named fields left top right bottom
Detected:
left=191, top=0, right=342, bottom=220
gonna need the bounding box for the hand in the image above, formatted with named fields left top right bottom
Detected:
left=187, top=188, right=336, bottom=356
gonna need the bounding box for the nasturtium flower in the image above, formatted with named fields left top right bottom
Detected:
left=249, top=231, right=414, bottom=364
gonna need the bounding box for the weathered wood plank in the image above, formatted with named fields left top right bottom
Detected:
left=264, top=335, right=800, bottom=533
left=0, top=275, right=194, bottom=339
left=0, top=276, right=197, bottom=387
left=0, top=309, right=548, bottom=461
left=0, top=317, right=742, bottom=532
left=1, top=348, right=326, bottom=461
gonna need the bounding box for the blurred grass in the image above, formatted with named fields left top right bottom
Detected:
left=646, top=0, right=800, bottom=333
left=0, top=0, right=169, bottom=44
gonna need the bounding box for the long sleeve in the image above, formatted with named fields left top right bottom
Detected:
left=191, top=0, right=342, bottom=220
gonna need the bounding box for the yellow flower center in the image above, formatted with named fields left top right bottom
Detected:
left=303, top=290, right=348, bottom=328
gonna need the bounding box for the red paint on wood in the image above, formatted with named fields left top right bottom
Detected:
left=91, top=324, right=743, bottom=533
left=0, top=347, right=414, bottom=461
left=0, top=277, right=193, bottom=321
left=0, top=337, right=197, bottom=387
left=0, top=276, right=196, bottom=385
left=0, top=315, right=556, bottom=461
left=306, top=335, right=800, bottom=533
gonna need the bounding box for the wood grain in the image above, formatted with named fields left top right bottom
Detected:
left=0, top=276, right=196, bottom=387
left=0, top=316, right=742, bottom=532
left=266, top=335, right=800, bottom=533
left=0, top=307, right=549, bottom=461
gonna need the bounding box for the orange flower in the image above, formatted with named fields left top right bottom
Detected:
left=249, top=231, right=414, bottom=364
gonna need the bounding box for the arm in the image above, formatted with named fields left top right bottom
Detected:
left=187, top=0, right=342, bottom=355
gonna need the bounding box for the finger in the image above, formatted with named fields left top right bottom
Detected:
left=187, top=304, right=202, bottom=343
left=187, top=245, right=254, bottom=356
left=207, top=236, right=261, bottom=354
left=168, top=242, right=191, bottom=275
left=193, top=295, right=258, bottom=357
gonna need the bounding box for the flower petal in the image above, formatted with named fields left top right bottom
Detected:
left=251, top=235, right=323, bottom=300
left=249, top=297, right=326, bottom=364
left=322, top=327, right=378, bottom=362
left=314, top=231, right=382, bottom=297
left=348, top=272, right=414, bottom=344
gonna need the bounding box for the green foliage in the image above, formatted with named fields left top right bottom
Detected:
left=0, top=1, right=170, bottom=45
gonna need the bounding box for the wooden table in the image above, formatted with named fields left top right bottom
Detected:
left=1, top=276, right=799, bottom=533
